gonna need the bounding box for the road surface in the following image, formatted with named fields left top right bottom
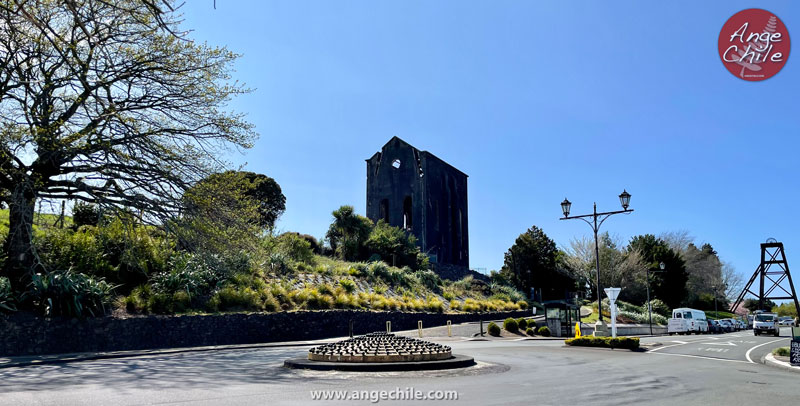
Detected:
left=0, top=328, right=797, bottom=405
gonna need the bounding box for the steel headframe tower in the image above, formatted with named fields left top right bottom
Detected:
left=731, top=239, right=800, bottom=315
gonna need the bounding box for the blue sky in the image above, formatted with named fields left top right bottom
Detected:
left=180, top=1, right=800, bottom=281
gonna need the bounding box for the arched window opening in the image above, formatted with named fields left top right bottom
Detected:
left=403, top=196, right=413, bottom=230
left=380, top=199, right=389, bottom=223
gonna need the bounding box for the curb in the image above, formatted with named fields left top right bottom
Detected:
left=0, top=340, right=335, bottom=369
left=764, top=353, right=800, bottom=373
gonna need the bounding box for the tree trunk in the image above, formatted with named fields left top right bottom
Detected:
left=3, top=180, right=37, bottom=290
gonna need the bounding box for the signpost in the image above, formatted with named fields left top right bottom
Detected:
left=792, top=327, right=800, bottom=367
left=604, top=287, right=621, bottom=338
left=791, top=340, right=800, bottom=367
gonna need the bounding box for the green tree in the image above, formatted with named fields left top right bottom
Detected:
left=176, top=171, right=262, bottom=256
left=500, top=225, right=573, bottom=299
left=628, top=234, right=688, bottom=309
left=197, top=171, right=285, bottom=230
left=0, top=1, right=255, bottom=290
left=326, top=206, right=373, bottom=261
left=363, top=220, right=428, bottom=270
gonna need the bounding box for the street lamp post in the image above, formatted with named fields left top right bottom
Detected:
left=560, top=190, right=633, bottom=323
left=646, top=262, right=666, bottom=336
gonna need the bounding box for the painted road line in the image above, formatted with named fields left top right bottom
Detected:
left=649, top=351, right=751, bottom=364
left=745, top=338, right=786, bottom=364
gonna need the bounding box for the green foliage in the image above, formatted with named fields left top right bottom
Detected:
left=0, top=276, right=17, bottom=312
left=326, top=205, right=373, bottom=261
left=149, top=253, right=224, bottom=296
left=197, top=171, right=285, bottom=229
left=414, top=269, right=442, bottom=292
left=338, top=278, right=357, bottom=293
left=517, top=318, right=528, bottom=330
left=537, top=326, right=551, bottom=337
left=503, top=317, right=519, bottom=333
left=500, top=225, right=573, bottom=299
left=628, top=234, right=687, bottom=309
left=35, top=218, right=171, bottom=291
left=773, top=347, right=790, bottom=357
left=565, top=336, right=640, bottom=350
left=646, top=299, right=670, bottom=317
left=72, top=203, right=102, bottom=228
left=772, top=303, right=798, bottom=318
left=363, top=220, right=429, bottom=270
left=487, top=322, right=501, bottom=336
left=25, top=270, right=114, bottom=317
left=525, top=327, right=535, bottom=336
left=275, top=233, right=315, bottom=264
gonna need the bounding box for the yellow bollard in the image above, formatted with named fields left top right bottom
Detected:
left=575, top=322, right=582, bottom=338
left=447, top=320, right=452, bottom=337
left=386, top=321, right=391, bottom=333
left=418, top=320, right=423, bottom=337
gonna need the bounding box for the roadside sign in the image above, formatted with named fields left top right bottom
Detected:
left=791, top=340, right=800, bottom=367
left=792, top=327, right=800, bottom=340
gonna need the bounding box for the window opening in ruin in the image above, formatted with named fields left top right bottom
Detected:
left=392, top=159, right=401, bottom=169
left=403, top=196, right=413, bottom=230
left=380, top=199, right=389, bottom=222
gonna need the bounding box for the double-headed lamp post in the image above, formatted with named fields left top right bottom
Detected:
left=646, top=262, right=666, bottom=336
left=560, top=190, right=633, bottom=323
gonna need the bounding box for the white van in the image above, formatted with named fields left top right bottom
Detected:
left=668, top=308, right=709, bottom=335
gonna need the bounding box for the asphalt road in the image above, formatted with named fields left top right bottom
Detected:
left=0, top=329, right=797, bottom=406
left=642, top=327, right=795, bottom=365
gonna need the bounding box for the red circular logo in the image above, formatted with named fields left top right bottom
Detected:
left=718, top=9, right=790, bottom=81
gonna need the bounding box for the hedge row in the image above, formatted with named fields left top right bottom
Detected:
left=564, top=336, right=639, bottom=350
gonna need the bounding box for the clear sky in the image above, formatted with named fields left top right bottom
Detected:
left=179, top=1, right=800, bottom=282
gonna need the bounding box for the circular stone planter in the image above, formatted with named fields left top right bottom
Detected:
left=284, top=332, right=475, bottom=371
left=284, top=354, right=476, bottom=371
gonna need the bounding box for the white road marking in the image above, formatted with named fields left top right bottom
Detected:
left=706, top=341, right=737, bottom=346
left=745, top=338, right=786, bottom=364
left=649, top=351, right=750, bottom=364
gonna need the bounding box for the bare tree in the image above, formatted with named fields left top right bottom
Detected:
left=659, top=230, right=694, bottom=255
left=0, top=0, right=255, bottom=289
left=721, top=261, right=743, bottom=301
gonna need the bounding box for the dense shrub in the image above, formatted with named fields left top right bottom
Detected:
left=537, top=326, right=551, bottom=337
left=414, top=269, right=442, bottom=292
left=362, top=220, right=429, bottom=270
left=525, top=327, right=535, bottom=336
left=517, top=318, right=528, bottom=329
left=25, top=270, right=114, bottom=317
left=504, top=317, right=519, bottom=333
left=0, top=276, right=17, bottom=312
left=565, top=336, right=639, bottom=350
left=72, top=202, right=103, bottom=228
left=487, top=322, right=501, bottom=336
left=646, top=299, right=670, bottom=317
left=150, top=253, right=223, bottom=296
left=275, top=233, right=315, bottom=264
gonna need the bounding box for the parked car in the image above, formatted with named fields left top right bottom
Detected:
left=753, top=312, right=780, bottom=336
left=707, top=320, right=723, bottom=334
left=717, top=319, right=734, bottom=333
left=735, top=319, right=746, bottom=330
left=668, top=308, right=709, bottom=335
left=778, top=317, right=794, bottom=326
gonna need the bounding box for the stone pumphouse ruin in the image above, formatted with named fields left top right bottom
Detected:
left=365, top=137, right=469, bottom=272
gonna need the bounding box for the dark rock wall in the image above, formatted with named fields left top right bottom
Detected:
left=0, top=310, right=530, bottom=356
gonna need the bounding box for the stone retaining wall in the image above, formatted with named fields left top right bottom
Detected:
left=0, top=309, right=530, bottom=356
